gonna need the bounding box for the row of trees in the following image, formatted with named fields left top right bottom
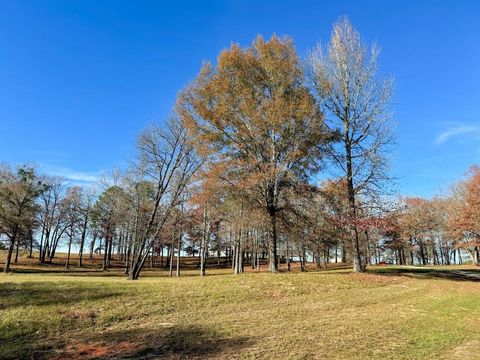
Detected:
left=1, top=18, right=478, bottom=279
left=0, top=118, right=200, bottom=278
left=2, top=161, right=478, bottom=278
left=383, top=167, right=480, bottom=266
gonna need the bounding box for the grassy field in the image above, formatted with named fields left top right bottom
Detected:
left=1, top=261, right=480, bottom=359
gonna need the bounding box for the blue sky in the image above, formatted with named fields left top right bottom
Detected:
left=0, top=0, right=479, bottom=197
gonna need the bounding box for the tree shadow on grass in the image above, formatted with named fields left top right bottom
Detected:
left=3, top=266, right=232, bottom=278
left=10, top=268, right=129, bottom=278
left=44, top=325, right=253, bottom=360
left=369, top=266, right=480, bottom=282
left=0, top=282, right=121, bottom=309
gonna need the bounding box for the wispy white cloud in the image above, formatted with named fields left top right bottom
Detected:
left=42, top=164, right=100, bottom=184
left=435, top=124, right=480, bottom=145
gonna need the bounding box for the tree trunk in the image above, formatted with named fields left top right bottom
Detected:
left=419, top=240, right=427, bottom=265
left=3, top=230, right=17, bottom=273
left=125, top=239, right=131, bottom=275
left=28, top=229, right=34, bottom=258
left=102, top=237, right=109, bottom=271
left=78, top=215, right=88, bottom=267
left=38, top=226, right=45, bottom=261
left=200, top=207, right=208, bottom=276
left=345, top=137, right=365, bottom=273
left=14, top=241, right=20, bottom=264
left=234, top=228, right=244, bottom=274
left=89, top=234, right=97, bottom=260
left=107, top=236, right=113, bottom=268
left=160, top=245, right=164, bottom=268
left=200, top=246, right=207, bottom=276
left=286, top=237, right=291, bottom=271
left=315, top=250, right=322, bottom=270
left=299, top=247, right=305, bottom=272
left=66, top=234, right=72, bottom=269
left=176, top=234, right=181, bottom=277
left=341, top=243, right=347, bottom=263
left=268, top=210, right=278, bottom=273
left=365, top=230, right=372, bottom=265
left=169, top=243, right=174, bottom=277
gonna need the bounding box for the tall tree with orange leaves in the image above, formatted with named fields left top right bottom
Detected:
left=447, top=166, right=480, bottom=265
left=178, top=36, right=333, bottom=272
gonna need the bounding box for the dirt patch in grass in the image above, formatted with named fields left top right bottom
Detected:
left=48, top=325, right=253, bottom=359
left=449, top=340, right=480, bottom=359
left=50, top=341, right=140, bottom=359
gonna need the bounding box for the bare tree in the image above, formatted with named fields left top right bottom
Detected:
left=127, top=116, right=201, bottom=280
left=310, top=17, right=394, bottom=272
left=63, top=187, right=83, bottom=269
left=77, top=187, right=95, bottom=267
left=38, top=177, right=70, bottom=263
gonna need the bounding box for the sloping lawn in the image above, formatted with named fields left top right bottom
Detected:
left=1, top=266, right=479, bottom=359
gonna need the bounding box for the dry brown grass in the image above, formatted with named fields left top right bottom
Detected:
left=1, top=254, right=480, bottom=359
